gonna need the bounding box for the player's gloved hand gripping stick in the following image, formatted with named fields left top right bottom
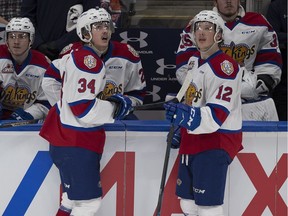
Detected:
left=155, top=61, right=195, bottom=216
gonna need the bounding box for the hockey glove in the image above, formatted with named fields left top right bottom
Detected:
left=107, top=94, right=133, bottom=120
left=38, top=42, right=59, bottom=61
left=9, top=108, right=34, bottom=120
left=255, top=74, right=274, bottom=96
left=164, top=102, right=200, bottom=131
left=241, top=69, right=258, bottom=100
left=168, top=126, right=181, bottom=149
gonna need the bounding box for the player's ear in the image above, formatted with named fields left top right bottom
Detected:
left=215, top=32, right=221, bottom=40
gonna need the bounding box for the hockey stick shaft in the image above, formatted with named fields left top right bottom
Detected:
left=133, top=98, right=178, bottom=111
left=0, top=119, right=43, bottom=128
left=155, top=65, right=195, bottom=215
left=155, top=124, right=175, bottom=216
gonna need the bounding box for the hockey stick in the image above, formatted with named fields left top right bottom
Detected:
left=133, top=98, right=178, bottom=111
left=0, top=119, right=43, bottom=128
left=155, top=61, right=196, bottom=216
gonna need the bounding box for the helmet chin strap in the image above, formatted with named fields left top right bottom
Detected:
left=197, top=41, right=218, bottom=54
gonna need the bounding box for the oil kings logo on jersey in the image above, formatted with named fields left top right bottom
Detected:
left=103, top=80, right=123, bottom=97
left=185, top=82, right=202, bottom=105
left=221, top=42, right=255, bottom=65
left=0, top=84, right=37, bottom=109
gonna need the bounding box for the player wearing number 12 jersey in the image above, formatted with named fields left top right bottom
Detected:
left=164, top=10, right=242, bottom=215
left=176, top=0, right=282, bottom=121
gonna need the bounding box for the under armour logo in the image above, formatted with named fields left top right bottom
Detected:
left=146, top=85, right=161, bottom=102
left=119, top=31, right=148, bottom=48
left=156, top=58, right=176, bottom=75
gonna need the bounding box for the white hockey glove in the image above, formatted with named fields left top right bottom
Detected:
left=241, top=69, right=258, bottom=100
left=66, top=4, right=83, bottom=32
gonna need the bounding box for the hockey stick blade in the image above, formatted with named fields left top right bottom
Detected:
left=0, top=119, right=43, bottom=128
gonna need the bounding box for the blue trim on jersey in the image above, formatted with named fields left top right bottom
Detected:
left=217, top=128, right=242, bottom=133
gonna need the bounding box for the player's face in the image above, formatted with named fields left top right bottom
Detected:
left=215, top=0, right=240, bottom=20
left=194, top=22, right=216, bottom=51
left=90, top=22, right=112, bottom=51
left=6, top=32, right=30, bottom=56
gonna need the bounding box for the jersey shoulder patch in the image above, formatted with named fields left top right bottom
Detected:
left=111, top=41, right=140, bottom=62
left=72, top=47, right=104, bottom=73
left=209, top=52, right=239, bottom=79
left=59, top=41, right=83, bottom=58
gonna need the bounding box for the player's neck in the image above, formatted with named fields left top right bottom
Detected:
left=200, top=43, right=219, bottom=60
left=11, top=51, right=29, bottom=65
left=221, top=13, right=238, bottom=22
left=88, top=43, right=108, bottom=57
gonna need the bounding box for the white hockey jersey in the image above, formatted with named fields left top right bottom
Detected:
left=45, top=41, right=146, bottom=107
left=176, top=7, right=282, bottom=88
left=0, top=45, right=50, bottom=119
left=40, top=46, right=116, bottom=154
left=180, top=50, right=243, bottom=159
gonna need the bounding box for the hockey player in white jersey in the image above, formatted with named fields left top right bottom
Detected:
left=43, top=8, right=146, bottom=120
left=164, top=10, right=243, bottom=216
left=39, top=8, right=133, bottom=216
left=176, top=0, right=282, bottom=121
left=0, top=17, right=50, bottom=120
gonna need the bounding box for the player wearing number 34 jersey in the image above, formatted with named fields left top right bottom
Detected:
left=40, top=8, right=133, bottom=216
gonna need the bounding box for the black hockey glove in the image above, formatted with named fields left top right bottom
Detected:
left=37, top=42, right=59, bottom=61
